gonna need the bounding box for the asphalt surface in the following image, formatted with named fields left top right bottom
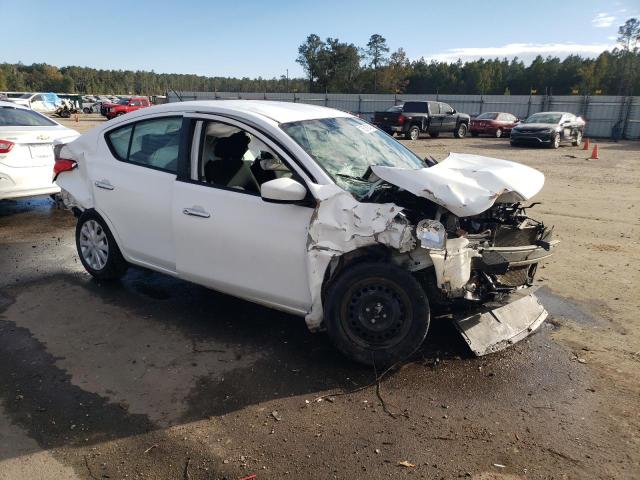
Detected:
left=0, top=133, right=638, bottom=479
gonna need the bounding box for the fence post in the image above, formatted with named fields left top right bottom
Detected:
left=479, top=95, right=484, bottom=115
left=358, top=95, right=362, bottom=116
left=526, top=94, right=532, bottom=118
left=621, top=96, right=633, bottom=140
left=325, top=93, right=329, bottom=107
left=293, top=93, right=297, bottom=103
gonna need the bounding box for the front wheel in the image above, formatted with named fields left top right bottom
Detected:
left=83, top=107, right=91, bottom=114
left=324, top=262, right=430, bottom=367
left=76, top=211, right=128, bottom=280
left=454, top=123, right=468, bottom=138
left=549, top=133, right=560, bottom=149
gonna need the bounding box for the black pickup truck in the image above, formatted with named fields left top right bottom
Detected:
left=373, top=101, right=470, bottom=140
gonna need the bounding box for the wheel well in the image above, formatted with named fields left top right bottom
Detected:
left=320, top=245, right=393, bottom=307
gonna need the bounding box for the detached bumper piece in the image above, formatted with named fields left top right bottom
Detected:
left=452, top=288, right=548, bottom=356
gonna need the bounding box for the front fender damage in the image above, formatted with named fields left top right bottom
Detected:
left=304, top=184, right=414, bottom=331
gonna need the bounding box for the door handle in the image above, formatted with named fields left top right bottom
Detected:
left=182, top=207, right=210, bottom=218
left=94, top=180, right=114, bottom=190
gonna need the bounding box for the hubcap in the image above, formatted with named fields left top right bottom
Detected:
left=411, top=129, right=418, bottom=140
left=79, top=220, right=109, bottom=270
left=496, top=129, right=502, bottom=138
left=554, top=135, right=560, bottom=147
left=340, top=279, right=412, bottom=349
left=458, top=125, right=466, bottom=137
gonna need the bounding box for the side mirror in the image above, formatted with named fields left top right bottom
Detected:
left=450, top=109, right=456, bottom=114
left=261, top=177, right=307, bottom=202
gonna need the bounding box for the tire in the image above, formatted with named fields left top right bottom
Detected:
left=116, top=112, right=125, bottom=117
left=429, top=131, right=440, bottom=138
left=495, top=128, right=503, bottom=138
left=83, top=107, right=91, bottom=114
left=572, top=130, right=583, bottom=146
left=454, top=123, right=468, bottom=138
left=324, top=262, right=430, bottom=367
left=549, top=133, right=560, bottom=149
left=60, top=110, right=71, bottom=118
left=470, top=132, right=479, bottom=137
left=405, top=126, right=420, bottom=140
left=76, top=210, right=128, bottom=280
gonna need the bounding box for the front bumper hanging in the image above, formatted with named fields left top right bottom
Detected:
left=452, top=287, right=548, bottom=356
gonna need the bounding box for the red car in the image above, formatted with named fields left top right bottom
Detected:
left=469, top=112, right=519, bottom=138
left=105, top=96, right=151, bottom=119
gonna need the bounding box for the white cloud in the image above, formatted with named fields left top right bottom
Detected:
left=593, top=12, right=616, bottom=28
left=424, top=43, right=613, bottom=63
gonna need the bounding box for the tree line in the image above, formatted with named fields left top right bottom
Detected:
left=1, top=18, right=638, bottom=96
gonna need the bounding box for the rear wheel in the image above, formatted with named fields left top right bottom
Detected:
left=324, top=262, right=430, bottom=367
left=572, top=130, right=583, bottom=146
left=495, top=128, right=503, bottom=138
left=405, top=126, right=420, bottom=140
left=454, top=123, right=468, bottom=138
left=76, top=211, right=128, bottom=280
left=83, top=107, right=91, bottom=114
left=549, top=133, right=560, bottom=149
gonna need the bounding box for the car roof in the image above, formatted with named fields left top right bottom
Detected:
left=132, top=100, right=353, bottom=124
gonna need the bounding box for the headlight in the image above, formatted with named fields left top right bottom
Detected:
left=416, top=219, right=446, bottom=250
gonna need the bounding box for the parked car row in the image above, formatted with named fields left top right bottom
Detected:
left=99, top=96, right=151, bottom=119
left=373, top=102, right=585, bottom=148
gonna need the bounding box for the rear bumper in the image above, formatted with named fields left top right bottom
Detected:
left=453, top=287, right=548, bottom=356
left=0, top=164, right=59, bottom=200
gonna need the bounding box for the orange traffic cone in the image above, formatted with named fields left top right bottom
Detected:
left=589, top=144, right=599, bottom=160
left=582, top=137, right=589, bottom=150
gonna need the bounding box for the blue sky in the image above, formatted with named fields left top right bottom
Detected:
left=2, top=0, right=637, bottom=78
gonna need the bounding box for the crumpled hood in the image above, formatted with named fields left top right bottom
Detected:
left=371, top=152, right=545, bottom=217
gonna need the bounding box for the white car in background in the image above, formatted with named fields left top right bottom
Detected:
left=55, top=100, right=556, bottom=366
left=0, top=101, right=79, bottom=200
left=8, top=92, right=62, bottom=113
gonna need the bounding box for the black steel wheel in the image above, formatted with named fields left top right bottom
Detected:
left=325, top=262, right=430, bottom=366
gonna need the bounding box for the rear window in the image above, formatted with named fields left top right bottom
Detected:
left=403, top=102, right=428, bottom=113
left=476, top=112, right=498, bottom=120
left=0, top=106, right=57, bottom=127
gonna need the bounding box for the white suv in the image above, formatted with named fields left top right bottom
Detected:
left=55, top=101, right=556, bottom=365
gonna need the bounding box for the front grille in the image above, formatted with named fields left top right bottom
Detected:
left=493, top=225, right=539, bottom=247
left=495, top=265, right=531, bottom=287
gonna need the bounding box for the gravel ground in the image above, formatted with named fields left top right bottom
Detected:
left=0, top=114, right=638, bottom=479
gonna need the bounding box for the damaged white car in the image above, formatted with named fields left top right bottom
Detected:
left=54, top=101, right=557, bottom=365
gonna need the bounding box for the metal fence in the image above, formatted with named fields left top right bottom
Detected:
left=167, top=91, right=640, bottom=140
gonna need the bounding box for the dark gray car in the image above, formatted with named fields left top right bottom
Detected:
left=510, top=112, right=585, bottom=149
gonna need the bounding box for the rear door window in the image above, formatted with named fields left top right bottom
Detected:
left=428, top=102, right=440, bottom=114
left=106, top=116, right=182, bottom=173
left=0, top=106, right=57, bottom=126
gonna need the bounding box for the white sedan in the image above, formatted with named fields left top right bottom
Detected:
left=0, top=101, right=79, bottom=200
left=55, top=101, right=556, bottom=365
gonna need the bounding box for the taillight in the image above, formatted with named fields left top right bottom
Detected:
left=0, top=139, right=15, bottom=154
left=53, top=158, right=77, bottom=180
left=398, top=114, right=405, bottom=125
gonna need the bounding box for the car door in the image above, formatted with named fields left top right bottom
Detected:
left=30, top=94, right=46, bottom=112
left=172, top=115, right=314, bottom=313
left=439, top=103, right=456, bottom=132
left=92, top=114, right=183, bottom=272
left=427, top=102, right=441, bottom=132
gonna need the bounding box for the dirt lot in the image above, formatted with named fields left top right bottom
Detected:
left=0, top=114, right=638, bottom=480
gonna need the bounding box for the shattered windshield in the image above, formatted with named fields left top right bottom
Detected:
left=280, top=117, right=424, bottom=195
